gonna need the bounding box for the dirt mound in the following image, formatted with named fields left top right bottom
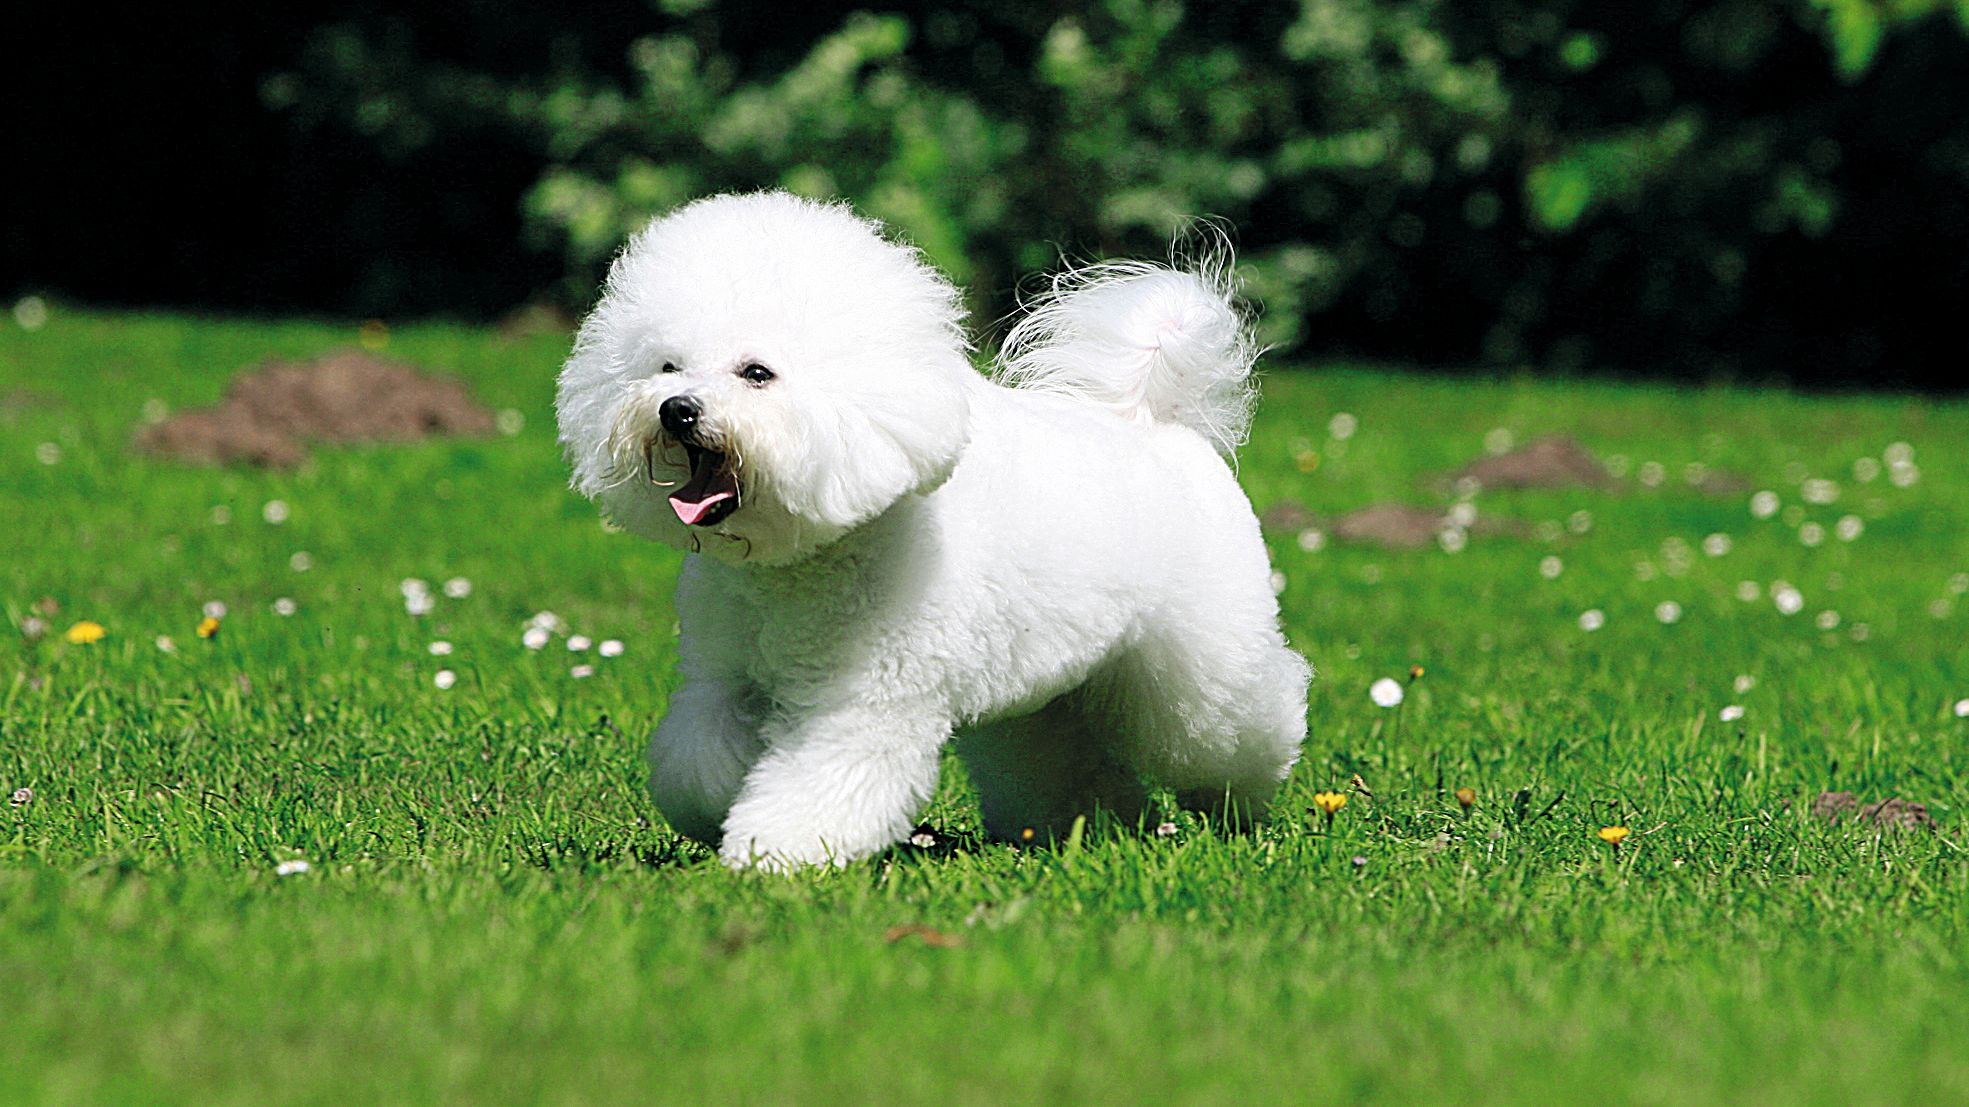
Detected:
left=1811, top=791, right=1935, bottom=831
left=1690, top=468, right=1753, bottom=497
left=1260, top=499, right=1519, bottom=549
left=1258, top=500, right=1319, bottom=534
left=1444, top=434, right=1619, bottom=492
left=1330, top=503, right=1451, bottom=549
left=137, top=349, right=495, bottom=467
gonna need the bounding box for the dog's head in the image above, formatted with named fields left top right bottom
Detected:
left=556, top=192, right=975, bottom=565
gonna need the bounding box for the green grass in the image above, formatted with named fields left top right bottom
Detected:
left=3, top=308, right=1967, bottom=1106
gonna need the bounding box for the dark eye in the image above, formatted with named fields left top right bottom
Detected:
left=739, top=363, right=776, bottom=385
left=660, top=361, right=680, bottom=374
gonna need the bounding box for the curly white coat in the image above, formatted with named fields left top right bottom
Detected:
left=557, top=191, right=1310, bottom=870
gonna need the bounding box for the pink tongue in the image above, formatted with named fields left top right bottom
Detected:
left=668, top=454, right=738, bottom=525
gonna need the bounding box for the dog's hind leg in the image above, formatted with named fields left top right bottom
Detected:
left=1097, top=627, right=1311, bottom=830
left=647, top=678, right=768, bottom=847
left=959, top=691, right=1150, bottom=842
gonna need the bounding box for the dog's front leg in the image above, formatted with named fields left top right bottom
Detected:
left=718, top=702, right=949, bottom=871
left=648, top=678, right=767, bottom=847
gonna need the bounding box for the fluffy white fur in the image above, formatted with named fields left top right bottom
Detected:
left=557, top=191, right=1311, bottom=871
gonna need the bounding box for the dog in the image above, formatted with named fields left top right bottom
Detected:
left=557, top=191, right=1310, bottom=870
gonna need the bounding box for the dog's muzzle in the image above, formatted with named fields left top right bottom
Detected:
left=649, top=395, right=739, bottom=527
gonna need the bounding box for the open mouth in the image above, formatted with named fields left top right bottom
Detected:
left=661, top=441, right=740, bottom=527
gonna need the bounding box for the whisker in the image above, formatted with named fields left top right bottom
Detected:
left=643, top=440, right=678, bottom=488
left=706, top=528, right=752, bottom=560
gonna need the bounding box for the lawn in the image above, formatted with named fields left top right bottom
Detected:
left=3, top=308, right=1966, bottom=1106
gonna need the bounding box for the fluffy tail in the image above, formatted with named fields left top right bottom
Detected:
left=994, top=248, right=1258, bottom=456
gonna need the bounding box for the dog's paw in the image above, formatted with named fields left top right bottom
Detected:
left=718, top=833, right=842, bottom=873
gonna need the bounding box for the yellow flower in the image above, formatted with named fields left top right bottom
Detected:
left=1409, top=665, right=1425, bottom=680
left=64, top=620, right=106, bottom=644
left=1312, top=791, right=1347, bottom=815
left=1019, top=827, right=1035, bottom=842
left=1597, top=826, right=1630, bottom=845
left=196, top=616, right=221, bottom=639
left=1454, top=786, right=1476, bottom=810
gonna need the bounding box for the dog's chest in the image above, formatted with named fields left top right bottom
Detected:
left=720, top=551, right=921, bottom=692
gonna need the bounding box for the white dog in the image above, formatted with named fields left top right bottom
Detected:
left=557, top=191, right=1310, bottom=870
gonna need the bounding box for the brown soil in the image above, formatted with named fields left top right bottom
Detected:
left=1443, top=434, right=1620, bottom=492
left=1811, top=791, right=1936, bottom=831
left=1259, top=499, right=1520, bottom=549
left=1258, top=500, right=1319, bottom=534
left=1330, top=503, right=1452, bottom=549
left=1691, top=469, right=1754, bottom=497
left=2, top=389, right=58, bottom=424
left=136, top=348, right=495, bottom=467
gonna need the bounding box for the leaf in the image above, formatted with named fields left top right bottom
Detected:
left=883, top=924, right=965, bottom=948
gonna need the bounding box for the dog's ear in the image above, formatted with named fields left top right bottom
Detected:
left=834, top=353, right=973, bottom=508
left=898, top=361, right=973, bottom=498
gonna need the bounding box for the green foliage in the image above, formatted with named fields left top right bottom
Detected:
left=1524, top=114, right=1702, bottom=232
left=517, top=12, right=1017, bottom=290
left=269, top=2, right=1969, bottom=377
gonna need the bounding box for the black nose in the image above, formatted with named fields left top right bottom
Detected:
left=659, top=394, right=703, bottom=440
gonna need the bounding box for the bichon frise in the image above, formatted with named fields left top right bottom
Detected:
left=557, top=191, right=1310, bottom=870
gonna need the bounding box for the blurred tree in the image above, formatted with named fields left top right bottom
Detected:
left=8, top=0, right=1967, bottom=385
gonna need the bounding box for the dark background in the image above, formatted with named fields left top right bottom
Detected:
left=9, top=1, right=1968, bottom=389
